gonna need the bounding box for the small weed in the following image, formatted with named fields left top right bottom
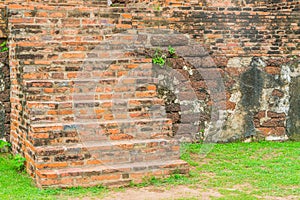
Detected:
left=163, top=173, right=189, bottom=185
left=153, top=4, right=161, bottom=11
left=168, top=45, right=176, bottom=55
left=152, top=48, right=166, bottom=67
left=0, top=140, right=11, bottom=153
left=0, top=41, right=8, bottom=52
left=0, top=140, right=11, bottom=149
left=151, top=46, right=177, bottom=67
left=12, top=154, right=26, bottom=172
left=133, top=176, right=160, bottom=187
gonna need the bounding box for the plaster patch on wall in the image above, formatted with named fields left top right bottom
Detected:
left=216, top=57, right=297, bottom=142
left=259, top=88, right=273, bottom=111
left=227, top=57, right=252, bottom=68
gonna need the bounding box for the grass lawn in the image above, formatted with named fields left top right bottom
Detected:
left=1, top=141, right=299, bottom=199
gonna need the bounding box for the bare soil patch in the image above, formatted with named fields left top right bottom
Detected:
left=101, top=185, right=222, bottom=200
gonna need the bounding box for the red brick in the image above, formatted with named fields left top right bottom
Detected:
left=272, top=89, right=284, bottom=97
left=36, top=162, right=68, bottom=169
left=110, top=134, right=134, bottom=140
left=103, top=114, right=114, bottom=120
left=121, top=13, right=132, bottom=19
left=38, top=179, right=60, bottom=186
left=44, top=88, right=55, bottom=93
left=265, top=66, right=281, bottom=75
left=267, top=111, right=286, bottom=118
left=261, top=118, right=285, bottom=127
left=50, top=12, right=66, bottom=18
left=60, top=178, right=74, bottom=185
left=135, top=91, right=156, bottom=98
left=276, top=127, right=286, bottom=135
left=100, top=94, right=113, bottom=100
left=255, top=111, right=266, bottom=119
left=91, top=174, right=121, bottom=181
left=226, top=101, right=236, bottom=110
left=61, top=53, right=86, bottom=59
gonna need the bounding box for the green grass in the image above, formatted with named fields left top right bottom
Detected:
left=1, top=141, right=299, bottom=199
left=181, top=141, right=300, bottom=198
left=0, top=153, right=109, bottom=200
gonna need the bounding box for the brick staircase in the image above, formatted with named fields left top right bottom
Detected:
left=35, top=139, right=187, bottom=187
left=24, top=35, right=189, bottom=188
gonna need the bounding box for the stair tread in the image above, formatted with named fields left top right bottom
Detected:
left=25, top=77, right=157, bottom=82
left=35, top=138, right=177, bottom=151
left=27, top=98, right=164, bottom=104
left=31, top=118, right=172, bottom=127
left=38, top=159, right=188, bottom=175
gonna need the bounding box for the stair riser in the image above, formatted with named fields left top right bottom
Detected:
left=35, top=142, right=180, bottom=169
left=30, top=119, right=172, bottom=146
left=28, top=96, right=165, bottom=124
left=36, top=161, right=189, bottom=188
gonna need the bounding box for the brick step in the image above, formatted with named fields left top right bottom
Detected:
left=25, top=77, right=160, bottom=102
left=36, top=159, right=189, bottom=188
left=29, top=118, right=173, bottom=146
left=73, top=109, right=167, bottom=122
left=84, top=36, right=148, bottom=51
left=76, top=118, right=173, bottom=141
left=70, top=66, right=154, bottom=79
left=25, top=77, right=159, bottom=92
left=25, top=77, right=158, bottom=85
left=34, top=139, right=180, bottom=169
left=28, top=98, right=165, bottom=114
left=28, top=98, right=168, bottom=124
left=73, top=98, right=167, bottom=122
left=72, top=78, right=159, bottom=93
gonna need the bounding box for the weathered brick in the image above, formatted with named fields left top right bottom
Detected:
left=265, top=66, right=281, bottom=75
left=271, top=89, right=284, bottom=97
left=7, top=0, right=299, bottom=189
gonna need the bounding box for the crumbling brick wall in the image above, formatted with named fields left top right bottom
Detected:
left=4, top=0, right=300, bottom=187
left=7, top=0, right=300, bottom=148
left=0, top=3, right=9, bottom=141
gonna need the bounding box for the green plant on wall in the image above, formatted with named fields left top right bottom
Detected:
left=152, top=48, right=166, bottom=67
left=0, top=41, right=8, bottom=52
left=153, top=4, right=161, bottom=11
left=151, top=46, right=177, bottom=67
left=152, top=46, right=177, bottom=67
left=168, top=45, right=176, bottom=56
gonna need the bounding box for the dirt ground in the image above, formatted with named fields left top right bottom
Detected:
left=73, top=185, right=299, bottom=200
left=102, top=185, right=222, bottom=200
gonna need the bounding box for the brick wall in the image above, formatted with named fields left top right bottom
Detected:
left=0, top=3, right=7, bottom=38
left=0, top=51, right=9, bottom=141
left=5, top=0, right=300, bottom=187
left=0, top=3, right=9, bottom=141
left=8, top=0, right=298, bottom=144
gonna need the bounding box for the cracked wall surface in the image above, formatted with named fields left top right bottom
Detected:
left=0, top=0, right=298, bottom=147
left=1, top=0, right=299, bottom=188
left=0, top=3, right=9, bottom=141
